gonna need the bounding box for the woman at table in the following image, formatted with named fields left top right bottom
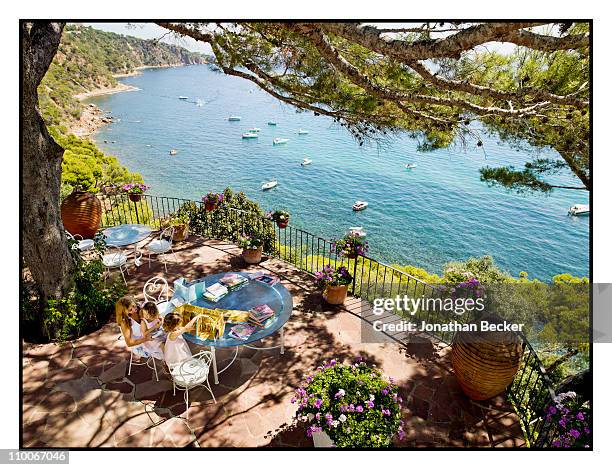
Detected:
left=115, top=296, right=159, bottom=359
left=162, top=312, right=204, bottom=368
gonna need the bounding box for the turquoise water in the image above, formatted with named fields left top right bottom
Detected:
left=90, top=65, right=589, bottom=280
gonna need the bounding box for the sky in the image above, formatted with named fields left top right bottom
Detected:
left=83, top=22, right=519, bottom=55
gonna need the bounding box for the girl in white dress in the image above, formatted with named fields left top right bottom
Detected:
left=140, top=301, right=165, bottom=360
left=162, top=312, right=204, bottom=368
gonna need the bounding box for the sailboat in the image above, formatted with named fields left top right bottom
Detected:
left=262, top=179, right=278, bottom=190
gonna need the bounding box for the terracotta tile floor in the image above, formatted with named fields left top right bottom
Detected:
left=22, top=236, right=525, bottom=448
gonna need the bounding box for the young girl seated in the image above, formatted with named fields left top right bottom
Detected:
left=140, top=301, right=165, bottom=359
left=162, top=312, right=204, bottom=369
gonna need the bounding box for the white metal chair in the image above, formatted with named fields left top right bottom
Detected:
left=65, top=230, right=95, bottom=253
left=143, top=276, right=173, bottom=316
left=127, top=345, right=160, bottom=382
left=102, top=244, right=129, bottom=285
left=146, top=227, right=177, bottom=272
left=170, top=351, right=216, bottom=419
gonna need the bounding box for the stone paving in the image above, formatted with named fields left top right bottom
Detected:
left=22, top=236, right=525, bottom=448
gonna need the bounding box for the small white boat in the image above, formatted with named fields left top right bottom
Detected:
left=405, top=163, right=417, bottom=169
left=196, top=99, right=205, bottom=107
left=179, top=96, right=189, bottom=100
left=348, top=226, right=367, bottom=237
left=298, top=129, right=309, bottom=135
left=273, top=138, right=289, bottom=145
left=248, top=128, right=261, bottom=133
left=262, top=179, right=278, bottom=190
left=352, top=201, right=369, bottom=211
left=268, top=121, right=277, bottom=126
left=228, top=116, right=242, bottom=121
left=242, top=132, right=259, bottom=139
left=169, top=149, right=178, bottom=156
left=301, top=158, right=313, bottom=166
left=568, top=204, right=589, bottom=216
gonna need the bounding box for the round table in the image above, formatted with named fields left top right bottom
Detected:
left=171, top=272, right=293, bottom=384
left=102, top=224, right=153, bottom=247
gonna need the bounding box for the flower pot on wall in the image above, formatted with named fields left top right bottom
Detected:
left=128, top=193, right=142, bottom=202
left=323, top=284, right=348, bottom=305
left=205, top=202, right=218, bottom=212
left=61, top=191, right=102, bottom=239
left=242, top=246, right=263, bottom=264
left=312, top=430, right=334, bottom=447
left=173, top=223, right=189, bottom=241
left=451, top=315, right=523, bottom=401
left=276, top=218, right=289, bottom=229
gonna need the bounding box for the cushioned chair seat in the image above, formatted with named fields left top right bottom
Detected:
left=171, top=359, right=210, bottom=388
left=78, top=239, right=95, bottom=251
left=102, top=252, right=128, bottom=267
left=157, top=301, right=172, bottom=317
left=148, top=239, right=172, bottom=253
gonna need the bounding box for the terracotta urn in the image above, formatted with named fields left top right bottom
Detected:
left=323, top=284, right=349, bottom=305
left=451, top=314, right=523, bottom=400
left=242, top=246, right=263, bottom=264
left=61, top=191, right=102, bottom=239
left=128, top=193, right=142, bottom=202
left=276, top=218, right=289, bottom=229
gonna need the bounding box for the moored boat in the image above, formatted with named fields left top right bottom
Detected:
left=405, top=163, right=417, bottom=169
left=301, top=158, right=313, bottom=166
left=268, top=121, right=277, bottom=126
left=273, top=138, right=289, bottom=145
left=169, top=149, right=178, bottom=156
left=178, top=96, right=188, bottom=100
left=352, top=201, right=368, bottom=211
left=298, top=129, right=309, bottom=135
left=228, top=116, right=242, bottom=121
left=568, top=204, right=589, bottom=216
left=242, top=132, right=259, bottom=139
left=262, top=179, right=278, bottom=190
left=248, top=128, right=261, bottom=133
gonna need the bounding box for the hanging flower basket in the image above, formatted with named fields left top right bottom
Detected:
left=122, top=183, right=150, bottom=203
left=202, top=192, right=224, bottom=212
left=128, top=193, right=142, bottom=202
left=332, top=233, right=369, bottom=259
left=266, top=209, right=291, bottom=229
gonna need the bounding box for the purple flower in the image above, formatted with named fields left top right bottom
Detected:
left=313, top=398, right=322, bottom=409
left=356, top=405, right=364, bottom=413
left=397, top=428, right=406, bottom=440
left=334, top=389, right=346, bottom=399
left=348, top=404, right=355, bottom=412
left=569, top=429, right=581, bottom=439
left=381, top=388, right=389, bottom=396
left=382, top=409, right=391, bottom=416
left=577, top=412, right=585, bottom=421
left=290, top=396, right=297, bottom=404
left=548, top=406, right=557, bottom=415
left=340, top=405, right=348, bottom=413
left=366, top=400, right=374, bottom=409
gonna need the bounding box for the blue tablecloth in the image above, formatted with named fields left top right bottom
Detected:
left=170, top=272, right=293, bottom=348
left=102, top=224, right=153, bottom=247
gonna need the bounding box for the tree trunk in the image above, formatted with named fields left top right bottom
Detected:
left=21, top=22, right=74, bottom=300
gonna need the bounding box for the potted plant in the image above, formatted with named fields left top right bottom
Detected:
left=121, top=183, right=150, bottom=202
left=292, top=358, right=406, bottom=448
left=332, top=233, right=369, bottom=259
left=315, top=264, right=352, bottom=305
left=202, top=192, right=224, bottom=212
left=161, top=213, right=190, bottom=241
left=267, top=209, right=290, bottom=229
left=237, top=232, right=264, bottom=264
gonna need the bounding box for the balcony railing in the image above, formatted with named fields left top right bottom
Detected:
left=99, top=192, right=558, bottom=447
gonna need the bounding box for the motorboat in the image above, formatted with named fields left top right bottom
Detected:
left=348, top=226, right=367, bottom=237
left=228, top=116, right=242, bottom=121
left=301, top=158, right=313, bottom=166
left=196, top=99, right=205, bottom=107
left=248, top=128, right=261, bottom=133
left=352, top=201, right=369, bottom=211
left=268, top=121, right=277, bottom=126
left=273, top=138, right=289, bottom=145
left=179, top=96, right=189, bottom=100
left=262, top=179, right=278, bottom=190
left=242, top=132, right=259, bottom=139
left=169, top=149, right=178, bottom=156
left=568, top=204, right=589, bottom=216
left=405, top=163, right=417, bottom=169
left=298, top=129, right=309, bottom=135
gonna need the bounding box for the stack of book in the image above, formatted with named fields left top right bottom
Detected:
left=228, top=324, right=257, bottom=341
left=204, top=282, right=229, bottom=302
left=249, top=304, right=275, bottom=327
left=219, top=273, right=249, bottom=291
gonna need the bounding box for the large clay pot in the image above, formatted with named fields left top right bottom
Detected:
left=172, top=223, right=189, bottom=241
left=323, top=284, right=349, bottom=305
left=242, top=246, right=263, bottom=264
left=61, top=191, right=102, bottom=238
left=451, top=315, right=523, bottom=401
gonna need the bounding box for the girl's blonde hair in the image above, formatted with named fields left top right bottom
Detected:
left=115, top=296, right=138, bottom=328
left=163, top=312, right=182, bottom=333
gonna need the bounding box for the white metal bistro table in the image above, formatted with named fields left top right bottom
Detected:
left=102, top=224, right=153, bottom=266
left=165, top=272, right=293, bottom=384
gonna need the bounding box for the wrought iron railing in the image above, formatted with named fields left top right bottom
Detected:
left=99, top=192, right=558, bottom=446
